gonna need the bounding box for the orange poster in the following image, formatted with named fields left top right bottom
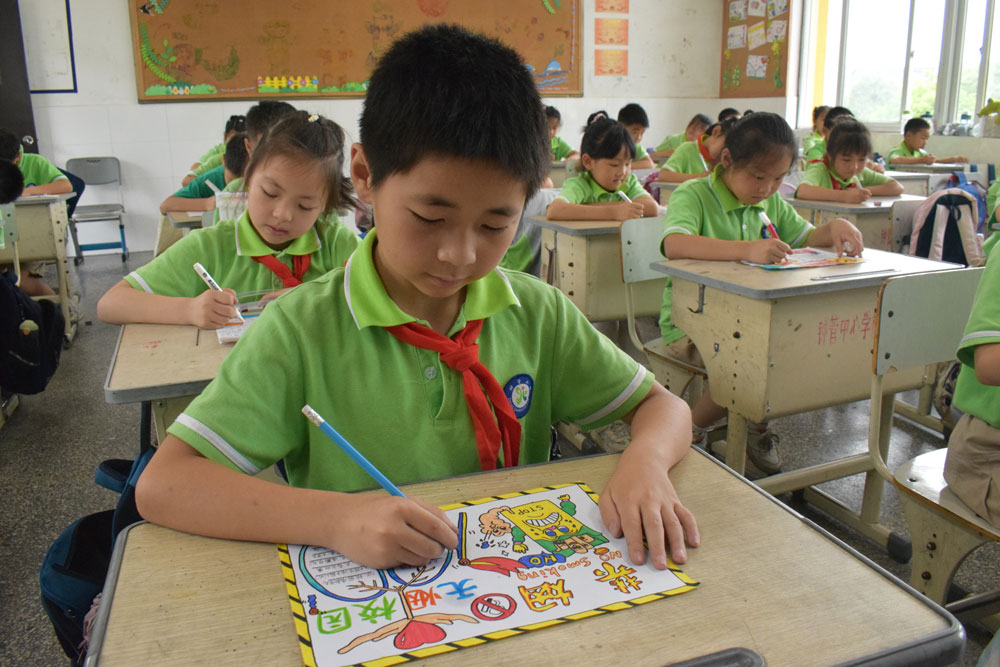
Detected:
left=595, top=0, right=628, bottom=11
left=594, top=49, right=628, bottom=76
left=594, top=18, right=628, bottom=45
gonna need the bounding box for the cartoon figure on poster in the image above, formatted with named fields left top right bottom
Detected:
left=283, top=483, right=698, bottom=667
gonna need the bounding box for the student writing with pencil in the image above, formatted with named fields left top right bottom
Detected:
left=97, top=112, right=360, bottom=329
left=135, top=24, right=699, bottom=571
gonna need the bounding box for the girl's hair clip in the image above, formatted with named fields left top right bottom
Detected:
left=308, top=114, right=319, bottom=122
left=593, top=111, right=607, bottom=121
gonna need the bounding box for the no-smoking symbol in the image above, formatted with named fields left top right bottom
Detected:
left=471, top=593, right=517, bottom=620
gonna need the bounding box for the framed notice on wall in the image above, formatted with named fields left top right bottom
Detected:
left=127, top=0, right=582, bottom=102
left=719, top=0, right=790, bottom=98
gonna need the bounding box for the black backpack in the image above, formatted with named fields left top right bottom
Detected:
left=0, top=271, right=65, bottom=393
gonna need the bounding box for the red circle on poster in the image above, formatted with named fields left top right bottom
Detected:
left=471, top=593, right=517, bottom=620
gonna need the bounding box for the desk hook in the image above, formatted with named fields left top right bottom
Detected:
left=687, top=284, right=706, bottom=314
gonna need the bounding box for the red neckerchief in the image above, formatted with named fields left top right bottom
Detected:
left=697, top=134, right=713, bottom=164
left=822, top=156, right=857, bottom=191
left=252, top=254, right=311, bottom=287
left=384, top=319, right=520, bottom=471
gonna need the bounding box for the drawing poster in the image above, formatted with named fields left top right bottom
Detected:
left=281, top=483, right=698, bottom=667
left=742, top=247, right=866, bottom=270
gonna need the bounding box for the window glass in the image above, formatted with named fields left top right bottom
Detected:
left=958, top=0, right=989, bottom=119
left=985, top=1, right=1000, bottom=107
left=842, top=0, right=910, bottom=122
left=906, top=0, right=947, bottom=119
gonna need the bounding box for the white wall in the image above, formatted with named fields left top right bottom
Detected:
left=27, top=0, right=789, bottom=253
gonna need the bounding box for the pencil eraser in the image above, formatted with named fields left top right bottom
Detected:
left=873, top=201, right=882, bottom=206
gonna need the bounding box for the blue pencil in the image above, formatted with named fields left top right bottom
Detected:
left=301, top=405, right=406, bottom=497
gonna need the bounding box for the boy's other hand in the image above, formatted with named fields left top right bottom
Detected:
left=329, top=494, right=459, bottom=570
left=922, top=155, right=936, bottom=165
left=613, top=201, right=647, bottom=220
left=745, top=238, right=791, bottom=265
left=844, top=187, right=871, bottom=203
left=189, top=287, right=239, bottom=329
left=599, top=451, right=699, bottom=568
left=829, top=218, right=864, bottom=256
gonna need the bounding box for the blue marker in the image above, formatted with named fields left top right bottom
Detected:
left=301, top=405, right=405, bottom=497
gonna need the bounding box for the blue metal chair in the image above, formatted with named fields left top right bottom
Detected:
left=64, top=157, right=128, bottom=264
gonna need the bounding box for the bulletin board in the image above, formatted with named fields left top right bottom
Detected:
left=719, top=0, right=790, bottom=98
left=127, top=0, right=582, bottom=102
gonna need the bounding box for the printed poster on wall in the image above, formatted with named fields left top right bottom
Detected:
left=594, top=49, right=628, bottom=76
left=594, top=18, right=628, bottom=46
left=728, top=0, right=748, bottom=21
left=727, top=24, right=747, bottom=50
left=595, top=0, right=628, bottom=11
left=767, top=19, right=787, bottom=42
left=768, top=0, right=789, bottom=18
left=747, top=21, right=767, bottom=50
left=281, top=483, right=697, bottom=666
left=747, top=55, right=769, bottom=79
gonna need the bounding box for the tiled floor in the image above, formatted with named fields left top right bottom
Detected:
left=0, top=252, right=995, bottom=665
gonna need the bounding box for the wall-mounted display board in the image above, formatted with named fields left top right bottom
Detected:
left=719, top=0, right=790, bottom=98
left=128, top=0, right=582, bottom=102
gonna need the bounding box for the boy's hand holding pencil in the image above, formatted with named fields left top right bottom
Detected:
left=188, top=288, right=241, bottom=329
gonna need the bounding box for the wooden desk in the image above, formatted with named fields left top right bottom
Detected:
left=0, top=193, right=77, bottom=341
left=104, top=323, right=232, bottom=440
left=651, top=180, right=679, bottom=204
left=885, top=170, right=931, bottom=196
left=547, top=161, right=573, bottom=189
left=788, top=194, right=925, bottom=252
left=86, top=451, right=962, bottom=666
left=165, top=210, right=204, bottom=229
left=887, top=162, right=968, bottom=174
left=531, top=216, right=664, bottom=322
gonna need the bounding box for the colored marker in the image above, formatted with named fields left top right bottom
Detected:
left=301, top=405, right=405, bottom=497
left=617, top=191, right=632, bottom=203
left=193, top=262, right=243, bottom=323
left=758, top=211, right=780, bottom=240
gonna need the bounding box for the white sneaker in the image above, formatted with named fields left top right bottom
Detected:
left=747, top=429, right=782, bottom=475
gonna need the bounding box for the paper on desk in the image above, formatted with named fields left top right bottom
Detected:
left=742, top=247, right=865, bottom=270
left=280, top=483, right=698, bottom=667
left=215, top=299, right=267, bottom=343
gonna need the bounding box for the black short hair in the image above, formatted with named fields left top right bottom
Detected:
left=743, top=109, right=754, bottom=116
left=245, top=101, right=296, bottom=143
left=826, top=118, right=873, bottom=159
left=0, top=129, right=21, bottom=162
left=617, top=103, right=649, bottom=128
left=544, top=105, right=561, bottom=123
left=688, top=114, right=712, bottom=130
left=725, top=112, right=796, bottom=168
left=0, top=160, right=24, bottom=204
left=360, top=24, right=548, bottom=200
left=705, top=116, right=740, bottom=137
left=223, top=133, right=249, bottom=178
left=823, top=106, right=854, bottom=130
left=718, top=107, right=740, bottom=122
left=812, top=105, right=830, bottom=122
left=224, top=114, right=246, bottom=138
left=904, top=117, right=932, bottom=134
left=244, top=111, right=352, bottom=215
left=579, top=116, right=635, bottom=168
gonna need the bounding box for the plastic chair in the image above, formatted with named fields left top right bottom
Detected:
left=64, top=157, right=128, bottom=265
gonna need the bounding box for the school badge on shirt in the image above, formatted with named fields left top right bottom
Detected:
left=504, top=374, right=533, bottom=418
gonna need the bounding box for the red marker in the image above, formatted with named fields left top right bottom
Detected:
left=759, top=211, right=780, bottom=240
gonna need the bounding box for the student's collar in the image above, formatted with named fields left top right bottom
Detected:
left=697, top=134, right=713, bottom=163
left=708, top=165, right=764, bottom=212
left=233, top=209, right=321, bottom=257
left=344, top=229, right=522, bottom=331
left=583, top=171, right=617, bottom=195
left=822, top=158, right=857, bottom=188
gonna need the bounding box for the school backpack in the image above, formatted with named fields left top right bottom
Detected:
left=0, top=271, right=65, bottom=394
left=40, top=449, right=153, bottom=665
left=947, top=171, right=989, bottom=229
left=908, top=188, right=985, bottom=267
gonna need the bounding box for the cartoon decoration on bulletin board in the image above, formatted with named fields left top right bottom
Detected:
left=128, top=0, right=582, bottom=101
left=281, top=483, right=698, bottom=666
left=720, top=0, right=789, bottom=97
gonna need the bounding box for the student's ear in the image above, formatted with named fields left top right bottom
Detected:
left=580, top=154, right=594, bottom=172
left=243, top=136, right=252, bottom=156
left=350, top=143, right=375, bottom=204
left=720, top=148, right=733, bottom=169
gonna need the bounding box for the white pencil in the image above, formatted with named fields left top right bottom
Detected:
left=193, top=262, right=243, bottom=323
left=617, top=191, right=632, bottom=203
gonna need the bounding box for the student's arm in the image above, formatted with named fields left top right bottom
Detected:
left=889, top=154, right=935, bottom=165
left=136, top=435, right=459, bottom=570
left=794, top=183, right=871, bottom=203
left=806, top=217, right=864, bottom=256
left=599, top=383, right=698, bottom=568
left=631, top=155, right=655, bottom=170
left=160, top=195, right=215, bottom=215
left=866, top=179, right=903, bottom=196
left=656, top=168, right=707, bottom=184
left=638, top=194, right=659, bottom=217
left=649, top=148, right=675, bottom=160
left=974, top=343, right=1000, bottom=386
left=663, top=232, right=792, bottom=265
left=937, top=155, right=969, bottom=164
left=97, top=279, right=239, bottom=329
left=546, top=198, right=644, bottom=221
left=21, top=179, right=73, bottom=196
left=564, top=150, right=580, bottom=161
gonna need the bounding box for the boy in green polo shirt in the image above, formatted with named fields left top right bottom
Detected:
left=180, top=114, right=246, bottom=186
left=657, top=118, right=734, bottom=184
left=944, top=240, right=1000, bottom=528
left=795, top=119, right=902, bottom=203
left=545, top=105, right=578, bottom=162
left=886, top=117, right=968, bottom=166
left=136, top=24, right=699, bottom=572
left=651, top=114, right=711, bottom=161
left=801, top=105, right=829, bottom=158
left=617, top=103, right=655, bottom=170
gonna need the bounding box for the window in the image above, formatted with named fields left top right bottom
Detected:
left=840, top=0, right=910, bottom=123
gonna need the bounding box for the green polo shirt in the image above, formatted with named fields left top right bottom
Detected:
left=551, top=136, right=575, bottom=161
left=125, top=209, right=359, bottom=297
left=662, top=138, right=709, bottom=175
left=195, top=143, right=224, bottom=166
left=173, top=165, right=226, bottom=199
left=954, top=241, right=1000, bottom=428
left=168, top=229, right=655, bottom=492
left=803, top=138, right=826, bottom=161
left=655, top=132, right=685, bottom=153
left=798, top=161, right=891, bottom=192
left=553, top=171, right=649, bottom=205
left=191, top=152, right=224, bottom=178
left=801, top=130, right=822, bottom=157
left=635, top=144, right=650, bottom=161
left=18, top=152, right=68, bottom=188
left=982, top=180, right=1000, bottom=256
left=659, top=168, right=814, bottom=343
left=886, top=141, right=927, bottom=164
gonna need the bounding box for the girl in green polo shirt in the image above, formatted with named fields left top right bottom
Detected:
left=795, top=119, right=903, bottom=203
left=546, top=113, right=659, bottom=221
left=660, top=112, right=864, bottom=475
left=545, top=105, right=578, bottom=163
left=98, top=111, right=360, bottom=329
left=656, top=117, right=736, bottom=184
